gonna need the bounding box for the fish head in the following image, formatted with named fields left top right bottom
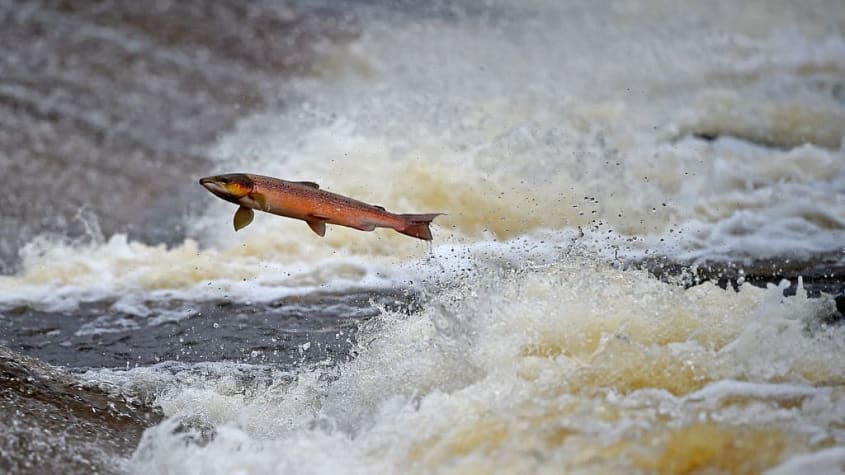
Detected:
left=199, top=174, right=254, bottom=203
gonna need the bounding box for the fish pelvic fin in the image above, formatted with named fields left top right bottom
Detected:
left=306, top=218, right=327, bottom=237
left=396, top=213, right=444, bottom=241
left=234, top=206, right=254, bottom=231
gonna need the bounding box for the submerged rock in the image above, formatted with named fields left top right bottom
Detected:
left=0, top=347, right=163, bottom=474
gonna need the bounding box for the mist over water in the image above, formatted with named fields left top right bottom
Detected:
left=1, top=0, right=845, bottom=473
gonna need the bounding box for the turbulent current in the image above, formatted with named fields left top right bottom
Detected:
left=1, top=1, right=844, bottom=474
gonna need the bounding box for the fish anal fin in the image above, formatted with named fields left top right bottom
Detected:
left=294, top=181, right=320, bottom=189
left=234, top=206, right=254, bottom=231
left=306, top=219, right=326, bottom=237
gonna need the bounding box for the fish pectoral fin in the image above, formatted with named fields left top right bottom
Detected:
left=305, top=218, right=327, bottom=237
left=294, top=181, right=320, bottom=189
left=233, top=206, right=254, bottom=231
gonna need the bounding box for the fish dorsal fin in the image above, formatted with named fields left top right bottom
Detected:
left=373, top=205, right=385, bottom=211
left=233, top=206, right=254, bottom=231
left=294, top=181, right=320, bottom=189
left=306, top=219, right=326, bottom=237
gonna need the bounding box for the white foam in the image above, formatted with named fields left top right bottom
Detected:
left=685, top=380, right=827, bottom=404
left=765, top=447, right=845, bottom=475
left=121, top=253, right=845, bottom=474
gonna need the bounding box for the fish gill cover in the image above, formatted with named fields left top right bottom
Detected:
left=0, top=0, right=844, bottom=474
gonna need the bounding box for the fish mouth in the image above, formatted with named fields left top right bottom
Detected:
left=199, top=176, right=227, bottom=196
left=199, top=173, right=253, bottom=202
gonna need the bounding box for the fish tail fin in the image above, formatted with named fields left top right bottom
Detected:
left=396, top=213, right=444, bottom=241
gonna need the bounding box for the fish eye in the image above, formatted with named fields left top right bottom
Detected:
left=220, top=177, right=230, bottom=183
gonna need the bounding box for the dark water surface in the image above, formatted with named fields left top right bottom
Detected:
left=0, top=290, right=418, bottom=474
left=1, top=290, right=418, bottom=369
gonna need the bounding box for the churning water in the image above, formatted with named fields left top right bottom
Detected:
left=1, top=0, right=844, bottom=473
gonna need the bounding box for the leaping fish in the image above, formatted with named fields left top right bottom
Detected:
left=199, top=173, right=443, bottom=240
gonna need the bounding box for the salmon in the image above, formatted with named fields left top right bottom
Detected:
left=199, top=173, right=443, bottom=240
